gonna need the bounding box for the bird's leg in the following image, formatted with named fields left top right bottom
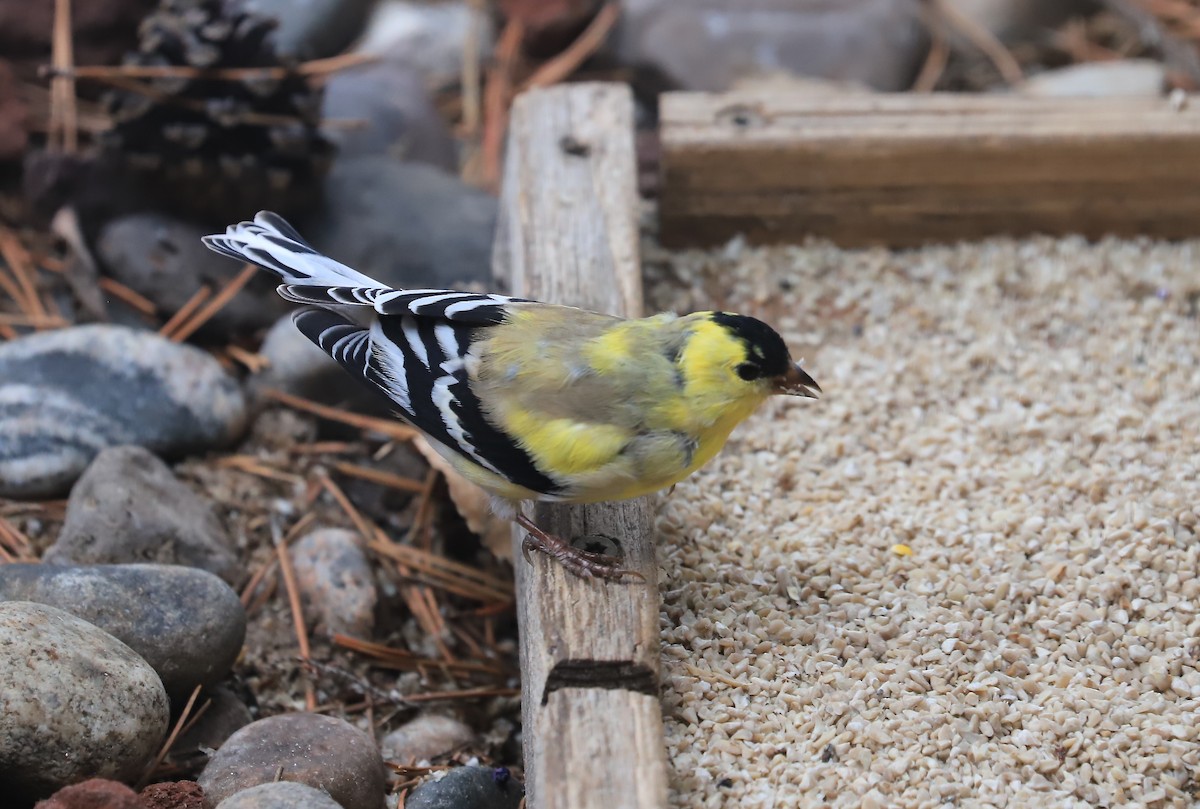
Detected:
left=515, top=513, right=645, bottom=582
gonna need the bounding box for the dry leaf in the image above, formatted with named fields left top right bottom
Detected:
left=412, top=436, right=513, bottom=560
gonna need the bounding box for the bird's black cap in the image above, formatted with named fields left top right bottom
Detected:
left=711, top=312, right=792, bottom=378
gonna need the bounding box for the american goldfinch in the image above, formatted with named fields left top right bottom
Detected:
left=204, top=212, right=820, bottom=579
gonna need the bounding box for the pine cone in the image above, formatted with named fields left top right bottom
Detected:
left=102, top=0, right=332, bottom=222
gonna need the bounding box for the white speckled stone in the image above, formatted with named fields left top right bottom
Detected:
left=0, top=602, right=168, bottom=803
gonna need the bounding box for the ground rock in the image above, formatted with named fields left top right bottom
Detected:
left=140, top=781, right=206, bottom=809
left=405, top=766, right=523, bottom=809
left=290, top=528, right=377, bottom=639
left=380, top=714, right=475, bottom=763
left=0, top=562, right=245, bottom=698
left=0, top=603, right=168, bottom=803
left=1019, top=60, right=1166, bottom=98
left=0, top=326, right=246, bottom=499
left=214, top=782, right=342, bottom=809
left=299, top=158, right=495, bottom=291
left=321, top=58, right=456, bottom=169
left=198, top=714, right=386, bottom=809
left=96, top=214, right=289, bottom=341
left=356, top=1, right=491, bottom=90
left=45, top=446, right=240, bottom=585
left=616, top=0, right=928, bottom=92
left=239, top=0, right=375, bottom=60
left=33, top=779, right=143, bottom=809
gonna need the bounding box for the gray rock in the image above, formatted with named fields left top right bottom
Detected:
left=300, top=158, right=496, bottom=291
left=322, top=58, right=457, bottom=169
left=1019, top=60, right=1167, bottom=98
left=216, top=782, right=343, bottom=809
left=406, top=766, right=523, bottom=809
left=0, top=602, right=169, bottom=803
left=616, top=0, right=928, bottom=92
left=291, top=528, right=377, bottom=639
left=96, top=213, right=289, bottom=341
left=46, top=446, right=241, bottom=585
left=241, top=0, right=376, bottom=60
left=356, top=1, right=492, bottom=90
left=380, top=714, right=475, bottom=763
left=199, top=713, right=387, bottom=809
left=0, top=324, right=246, bottom=499
left=0, top=563, right=245, bottom=699
left=253, top=314, right=346, bottom=398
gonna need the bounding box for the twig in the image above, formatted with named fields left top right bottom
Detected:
left=275, top=518, right=317, bottom=711
left=517, top=3, right=622, bottom=92
left=332, top=461, right=427, bottom=494
left=262, top=388, right=419, bottom=443
left=99, top=278, right=157, bottom=315
left=0, top=517, right=37, bottom=562
left=926, top=0, right=1024, bottom=85
left=481, top=20, right=525, bottom=191
left=167, top=264, right=257, bottom=343
left=137, top=684, right=203, bottom=789
left=50, top=0, right=78, bottom=153
left=0, top=312, right=68, bottom=328
left=461, top=0, right=485, bottom=136
left=913, top=5, right=951, bottom=92
left=0, top=227, right=48, bottom=320
left=225, top=344, right=269, bottom=373
left=48, top=51, right=376, bottom=83
left=331, top=636, right=510, bottom=679
left=158, top=285, right=212, bottom=338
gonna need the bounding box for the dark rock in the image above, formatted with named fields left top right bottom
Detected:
left=300, top=158, right=496, bottom=291
left=45, top=446, right=240, bottom=584
left=290, top=528, right=377, bottom=639
left=380, top=714, right=475, bottom=763
left=172, top=686, right=254, bottom=772
left=198, top=714, right=386, bottom=809
left=321, top=58, right=457, bottom=169
left=96, top=214, right=289, bottom=341
left=405, top=766, right=524, bottom=809
left=140, top=781, right=206, bottom=809
left=0, top=0, right=157, bottom=65
left=0, top=563, right=246, bottom=699
left=0, top=602, right=169, bottom=804
left=0, top=58, right=29, bottom=161
left=616, top=0, right=928, bottom=93
left=0, top=325, right=247, bottom=499
left=33, top=779, right=143, bottom=809
left=240, top=0, right=376, bottom=60
left=214, top=782, right=342, bottom=809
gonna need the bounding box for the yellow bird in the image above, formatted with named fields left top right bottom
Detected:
left=205, top=212, right=820, bottom=579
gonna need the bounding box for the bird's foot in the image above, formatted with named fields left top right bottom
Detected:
left=516, top=514, right=645, bottom=582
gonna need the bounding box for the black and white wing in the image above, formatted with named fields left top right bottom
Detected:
left=202, top=211, right=528, bottom=325
left=204, top=212, right=561, bottom=498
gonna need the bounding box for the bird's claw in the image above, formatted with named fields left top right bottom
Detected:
left=516, top=515, right=645, bottom=582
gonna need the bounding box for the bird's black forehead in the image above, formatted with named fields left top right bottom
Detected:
left=711, top=312, right=791, bottom=375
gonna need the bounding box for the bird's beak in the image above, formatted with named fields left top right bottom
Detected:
left=776, top=363, right=821, bottom=398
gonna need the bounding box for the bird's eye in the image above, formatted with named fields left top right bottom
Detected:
left=736, top=362, right=762, bottom=381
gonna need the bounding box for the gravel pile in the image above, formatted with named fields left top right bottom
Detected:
left=648, top=236, right=1200, bottom=808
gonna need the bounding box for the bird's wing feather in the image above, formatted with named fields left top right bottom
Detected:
left=292, top=309, right=564, bottom=497
left=202, top=211, right=527, bottom=325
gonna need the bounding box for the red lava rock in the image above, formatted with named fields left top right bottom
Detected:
left=139, top=781, right=206, bottom=809
left=0, top=58, right=28, bottom=161
left=34, top=779, right=144, bottom=809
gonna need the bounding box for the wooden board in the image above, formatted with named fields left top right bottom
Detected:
left=493, top=83, right=668, bottom=809
left=659, top=92, right=1200, bottom=248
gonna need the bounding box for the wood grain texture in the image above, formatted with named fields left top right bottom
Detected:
left=493, top=83, right=668, bottom=809
left=659, top=91, right=1200, bottom=247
